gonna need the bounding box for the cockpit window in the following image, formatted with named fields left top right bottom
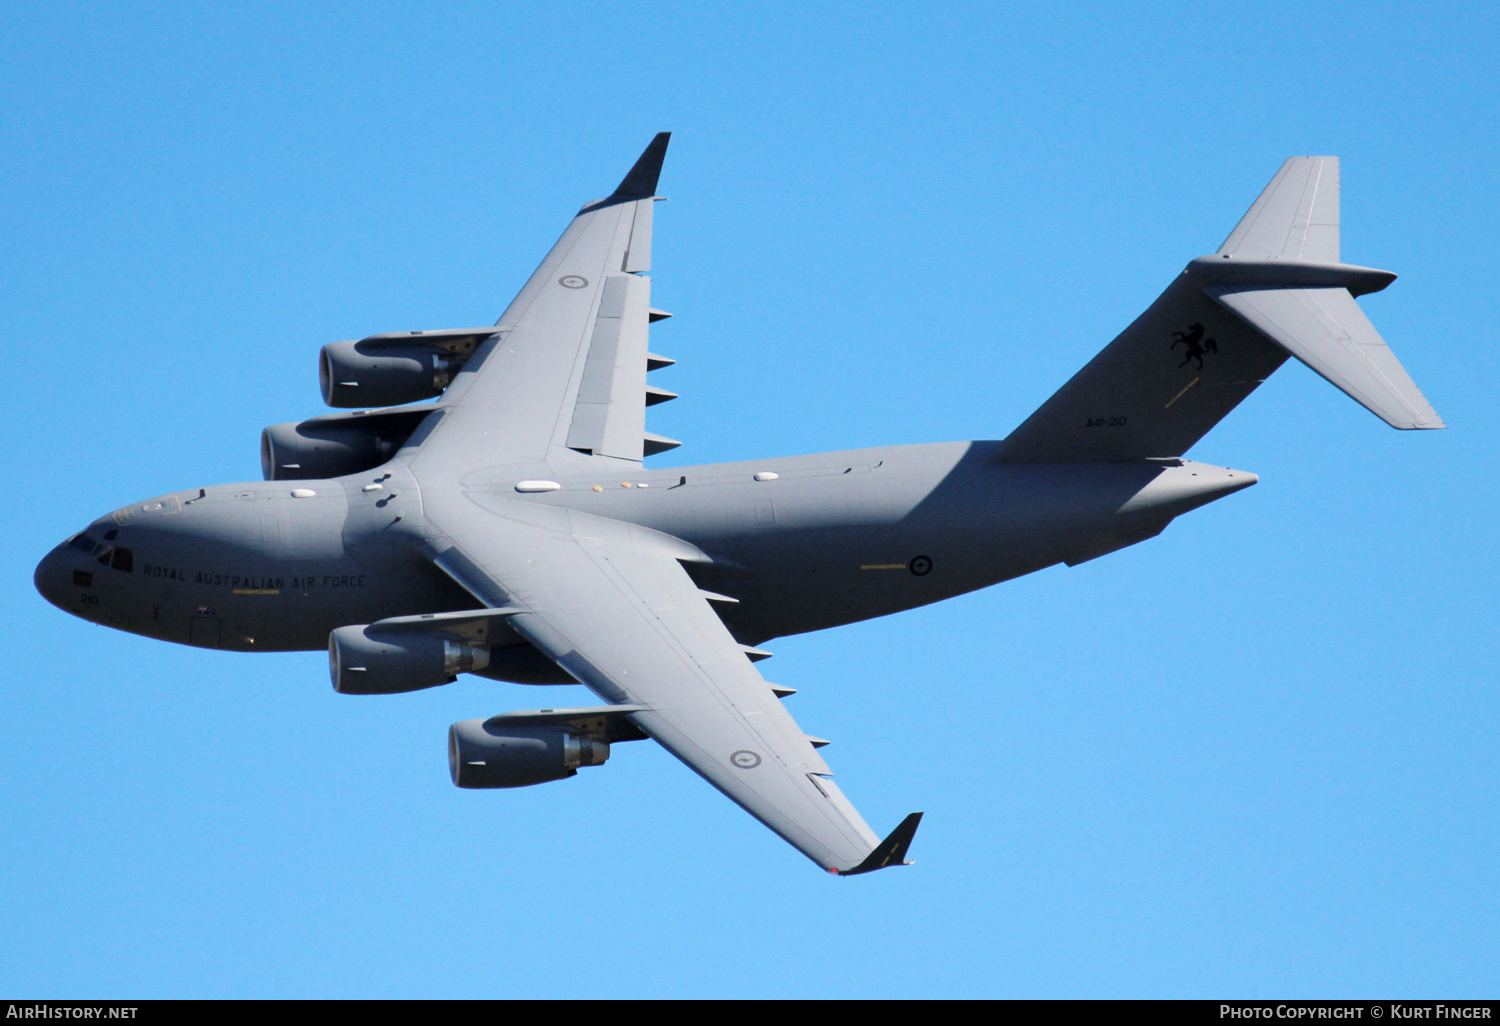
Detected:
left=69, top=532, right=132, bottom=572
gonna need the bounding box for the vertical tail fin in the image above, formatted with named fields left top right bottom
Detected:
left=1218, top=156, right=1340, bottom=263
left=994, top=158, right=1442, bottom=463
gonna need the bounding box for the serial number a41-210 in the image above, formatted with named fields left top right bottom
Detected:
left=1085, top=416, right=1128, bottom=428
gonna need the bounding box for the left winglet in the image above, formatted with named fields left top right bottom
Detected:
left=607, top=132, right=671, bottom=203
left=835, top=812, right=924, bottom=876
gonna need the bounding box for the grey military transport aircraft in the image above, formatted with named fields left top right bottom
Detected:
left=35, top=135, right=1443, bottom=875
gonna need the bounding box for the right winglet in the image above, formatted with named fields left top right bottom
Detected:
left=835, top=812, right=924, bottom=876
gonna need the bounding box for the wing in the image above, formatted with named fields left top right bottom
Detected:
left=400, top=135, right=920, bottom=873
left=420, top=493, right=917, bottom=873
left=411, top=133, right=678, bottom=469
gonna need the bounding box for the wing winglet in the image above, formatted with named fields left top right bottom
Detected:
left=835, top=812, right=925, bottom=876
left=581, top=132, right=671, bottom=212
left=613, top=131, right=670, bottom=199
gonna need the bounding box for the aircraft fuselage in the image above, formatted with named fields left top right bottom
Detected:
left=35, top=440, right=1253, bottom=660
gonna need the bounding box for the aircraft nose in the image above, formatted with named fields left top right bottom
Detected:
left=34, top=542, right=74, bottom=612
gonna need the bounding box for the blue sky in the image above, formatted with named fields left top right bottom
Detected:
left=2, top=0, right=1497, bottom=998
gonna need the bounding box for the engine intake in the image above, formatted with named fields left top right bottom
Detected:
left=329, top=624, right=490, bottom=695
left=318, top=327, right=497, bottom=409
left=449, top=720, right=610, bottom=788
left=320, top=342, right=460, bottom=409
left=260, top=405, right=436, bottom=480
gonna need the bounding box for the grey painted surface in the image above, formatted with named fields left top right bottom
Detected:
left=34, top=139, right=1439, bottom=874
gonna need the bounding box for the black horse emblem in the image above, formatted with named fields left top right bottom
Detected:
left=1170, top=323, right=1218, bottom=370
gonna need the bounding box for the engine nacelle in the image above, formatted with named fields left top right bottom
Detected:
left=449, top=719, right=610, bottom=788
left=467, top=644, right=578, bottom=685
left=320, top=340, right=461, bottom=408
left=260, top=405, right=436, bottom=480
left=329, top=624, right=490, bottom=695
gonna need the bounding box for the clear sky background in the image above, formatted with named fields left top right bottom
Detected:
left=2, top=0, right=1496, bottom=999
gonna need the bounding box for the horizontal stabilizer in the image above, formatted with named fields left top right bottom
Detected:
left=836, top=812, right=924, bottom=876
left=1209, top=286, right=1444, bottom=429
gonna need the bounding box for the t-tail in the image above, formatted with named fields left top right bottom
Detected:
left=993, top=157, right=1443, bottom=464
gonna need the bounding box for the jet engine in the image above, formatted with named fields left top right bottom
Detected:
left=449, top=719, right=610, bottom=788
left=328, top=624, right=490, bottom=694
left=260, top=405, right=436, bottom=480
left=318, top=327, right=497, bottom=408
left=320, top=342, right=460, bottom=408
